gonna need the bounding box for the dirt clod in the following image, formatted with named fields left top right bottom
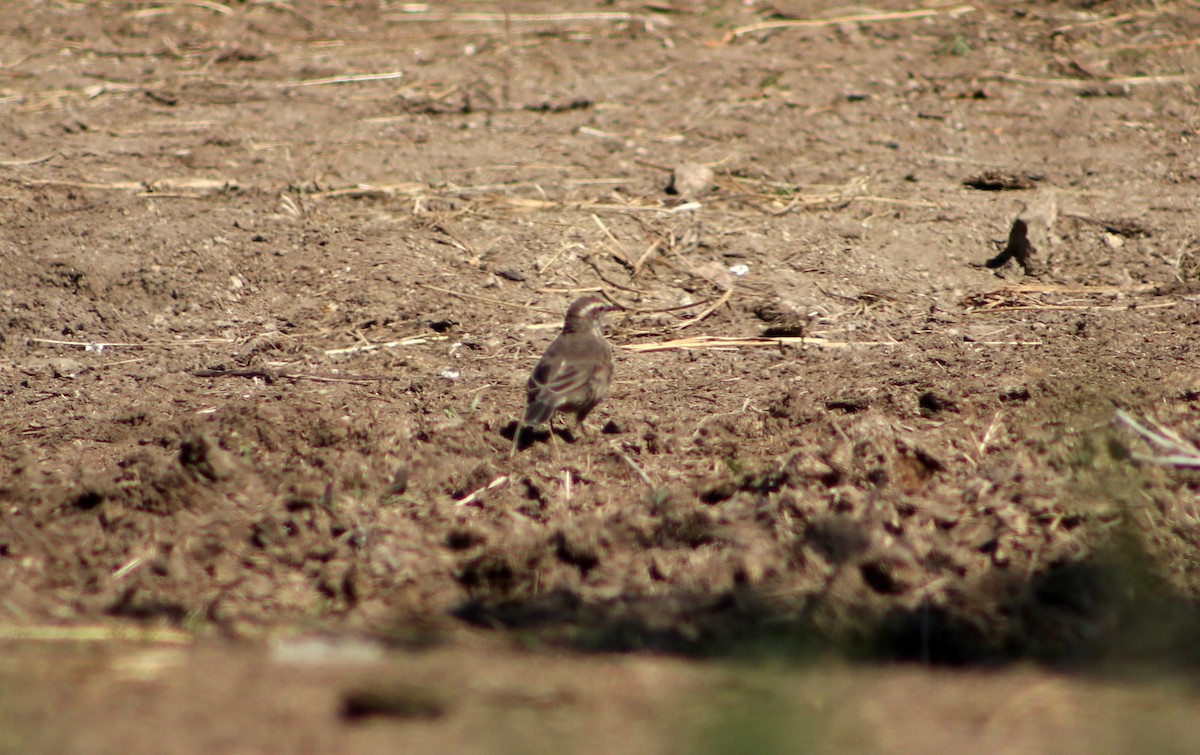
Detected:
left=963, top=170, right=1041, bottom=191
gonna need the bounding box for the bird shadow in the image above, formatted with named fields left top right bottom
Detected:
left=502, top=420, right=577, bottom=452
left=446, top=549, right=1200, bottom=673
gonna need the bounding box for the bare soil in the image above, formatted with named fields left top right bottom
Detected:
left=3, top=0, right=1200, bottom=751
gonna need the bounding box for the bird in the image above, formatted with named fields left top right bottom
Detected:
left=512, top=295, right=617, bottom=454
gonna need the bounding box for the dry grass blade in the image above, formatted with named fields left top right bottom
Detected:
left=417, top=283, right=560, bottom=316
left=970, top=303, right=1178, bottom=313
left=728, top=5, right=976, bottom=40
left=536, top=242, right=586, bottom=277
left=620, top=335, right=903, bottom=352
left=31, top=337, right=236, bottom=350
left=0, top=624, right=193, bottom=643
left=19, top=179, right=147, bottom=192
left=978, top=411, right=1003, bottom=457
left=456, top=475, right=510, bottom=507
left=282, top=71, right=405, bottom=89
left=31, top=337, right=143, bottom=349
left=591, top=213, right=634, bottom=265
left=387, top=11, right=643, bottom=24
left=193, top=369, right=392, bottom=385
left=623, top=298, right=721, bottom=316
left=324, top=334, right=449, bottom=357
left=962, top=284, right=1175, bottom=314
left=632, top=236, right=666, bottom=277
left=0, top=53, right=31, bottom=69
left=0, top=152, right=57, bottom=166
left=18, top=177, right=237, bottom=194
left=119, top=0, right=233, bottom=14
left=672, top=287, right=733, bottom=330
left=609, top=441, right=654, bottom=489
left=536, top=286, right=605, bottom=295
left=978, top=71, right=1191, bottom=88
left=718, top=175, right=886, bottom=215
left=1051, top=9, right=1166, bottom=34
left=1111, top=38, right=1200, bottom=53
left=308, top=182, right=424, bottom=199
left=1116, top=410, right=1200, bottom=468
left=581, top=255, right=644, bottom=294
left=999, top=284, right=1160, bottom=294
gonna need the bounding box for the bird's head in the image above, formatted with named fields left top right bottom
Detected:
left=564, top=295, right=619, bottom=333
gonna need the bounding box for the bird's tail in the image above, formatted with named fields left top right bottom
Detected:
left=513, top=400, right=554, bottom=456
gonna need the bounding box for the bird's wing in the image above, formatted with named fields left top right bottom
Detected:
left=522, top=331, right=609, bottom=427
left=529, top=354, right=591, bottom=398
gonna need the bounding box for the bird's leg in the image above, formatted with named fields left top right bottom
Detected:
left=548, top=417, right=562, bottom=460
left=510, top=422, right=523, bottom=457
left=573, top=407, right=597, bottom=443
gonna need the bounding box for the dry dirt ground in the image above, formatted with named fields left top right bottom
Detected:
left=3, top=0, right=1200, bottom=751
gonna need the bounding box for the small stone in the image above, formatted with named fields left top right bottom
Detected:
left=48, top=357, right=86, bottom=378
left=665, top=162, right=714, bottom=200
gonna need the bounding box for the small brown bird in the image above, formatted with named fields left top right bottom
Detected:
left=512, top=296, right=617, bottom=453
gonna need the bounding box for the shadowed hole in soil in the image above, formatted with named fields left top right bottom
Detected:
left=341, top=683, right=449, bottom=721
left=106, top=586, right=190, bottom=624
left=554, top=529, right=601, bottom=575
left=70, top=489, right=104, bottom=511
